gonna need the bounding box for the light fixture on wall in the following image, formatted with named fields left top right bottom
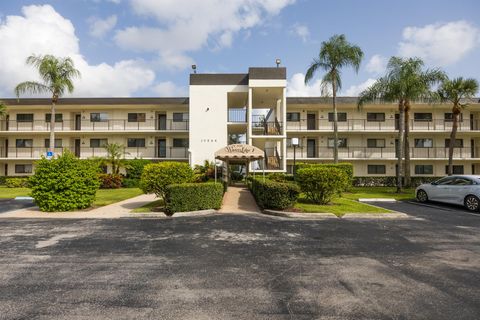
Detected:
left=206, top=107, right=210, bottom=112
left=275, top=58, right=281, bottom=67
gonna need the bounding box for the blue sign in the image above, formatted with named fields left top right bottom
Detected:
left=46, top=151, right=54, bottom=157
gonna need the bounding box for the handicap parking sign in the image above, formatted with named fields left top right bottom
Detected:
left=46, top=151, right=54, bottom=158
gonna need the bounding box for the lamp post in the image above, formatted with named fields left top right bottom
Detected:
left=292, top=137, right=299, bottom=179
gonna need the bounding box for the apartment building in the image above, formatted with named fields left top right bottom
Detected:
left=1, top=66, right=479, bottom=177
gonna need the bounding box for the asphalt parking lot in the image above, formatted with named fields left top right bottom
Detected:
left=0, top=202, right=479, bottom=320
left=0, top=199, right=35, bottom=213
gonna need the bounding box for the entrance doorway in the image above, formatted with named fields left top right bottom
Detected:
left=158, top=114, right=167, bottom=130
left=157, top=139, right=166, bottom=158
left=75, top=114, right=81, bottom=131
left=307, top=113, right=316, bottom=130
left=74, top=139, right=81, bottom=157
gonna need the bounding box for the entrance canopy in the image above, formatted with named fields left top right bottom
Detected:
left=215, top=144, right=264, bottom=161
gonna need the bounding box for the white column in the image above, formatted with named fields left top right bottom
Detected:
left=282, top=87, right=287, bottom=172
left=248, top=87, right=253, bottom=172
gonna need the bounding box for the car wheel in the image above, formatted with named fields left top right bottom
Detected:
left=464, top=195, right=480, bottom=212
left=416, top=189, right=428, bottom=203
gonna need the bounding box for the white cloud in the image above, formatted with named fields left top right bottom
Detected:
left=398, top=20, right=480, bottom=66
left=152, top=81, right=187, bottom=97
left=290, top=23, right=309, bottom=42
left=0, top=5, right=155, bottom=97
left=115, top=0, right=295, bottom=70
left=287, top=73, right=322, bottom=97
left=88, top=15, right=117, bottom=38
left=365, top=54, right=387, bottom=74
left=343, top=78, right=377, bottom=96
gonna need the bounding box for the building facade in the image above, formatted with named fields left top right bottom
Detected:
left=1, top=66, right=479, bottom=177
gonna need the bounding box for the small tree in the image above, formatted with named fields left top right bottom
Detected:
left=296, top=166, right=348, bottom=204
left=140, top=162, right=194, bottom=199
left=194, top=160, right=215, bottom=182
left=0, top=102, right=7, bottom=119
left=103, top=143, right=128, bottom=174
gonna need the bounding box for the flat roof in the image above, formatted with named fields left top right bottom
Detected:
left=190, top=74, right=248, bottom=85
left=1, top=97, right=189, bottom=105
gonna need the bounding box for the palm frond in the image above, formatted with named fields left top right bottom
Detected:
left=14, top=81, right=50, bottom=98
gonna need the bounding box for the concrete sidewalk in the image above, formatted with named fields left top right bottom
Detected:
left=219, top=186, right=261, bottom=214
left=0, top=194, right=157, bottom=219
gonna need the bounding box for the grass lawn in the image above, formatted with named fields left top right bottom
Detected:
left=132, top=199, right=164, bottom=213
left=0, top=187, right=31, bottom=198
left=344, top=187, right=416, bottom=201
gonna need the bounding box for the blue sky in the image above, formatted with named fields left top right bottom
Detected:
left=0, top=0, right=478, bottom=97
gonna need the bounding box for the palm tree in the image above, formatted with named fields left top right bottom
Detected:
left=0, top=102, right=6, bottom=118
left=15, top=54, right=81, bottom=154
left=358, top=57, right=444, bottom=191
left=305, top=34, right=363, bottom=163
left=438, top=77, right=479, bottom=175
left=103, top=143, right=128, bottom=175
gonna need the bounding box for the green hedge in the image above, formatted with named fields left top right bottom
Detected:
left=353, top=176, right=443, bottom=188
left=140, top=162, right=194, bottom=199
left=296, top=166, right=349, bottom=204
left=247, top=177, right=300, bottom=210
left=5, top=177, right=30, bottom=188
left=164, top=182, right=224, bottom=215
left=297, top=162, right=353, bottom=189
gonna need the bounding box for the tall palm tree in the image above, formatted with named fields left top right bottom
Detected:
left=15, top=54, right=81, bottom=154
left=0, top=102, right=6, bottom=118
left=358, top=57, right=444, bottom=191
left=438, top=77, right=479, bottom=175
left=305, top=34, right=363, bottom=163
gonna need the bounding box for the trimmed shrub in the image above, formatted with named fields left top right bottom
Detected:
left=296, top=166, right=348, bottom=204
left=98, top=173, right=123, bottom=189
left=353, top=176, right=443, bottom=188
left=297, top=162, right=353, bottom=190
left=140, top=162, right=194, bottom=199
left=164, top=182, right=224, bottom=215
left=29, top=151, right=100, bottom=212
left=125, top=159, right=151, bottom=180
left=248, top=177, right=300, bottom=210
left=122, top=178, right=140, bottom=188
left=0, top=176, right=6, bottom=185
left=5, top=177, right=30, bottom=188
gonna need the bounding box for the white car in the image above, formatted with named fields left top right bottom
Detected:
left=416, top=175, right=480, bottom=212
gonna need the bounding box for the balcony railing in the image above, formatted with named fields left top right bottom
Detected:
left=286, top=119, right=480, bottom=131
left=251, top=121, right=283, bottom=135
left=0, top=147, right=189, bottom=159
left=286, top=146, right=480, bottom=159
left=0, top=119, right=189, bottom=131
left=228, top=108, right=247, bottom=123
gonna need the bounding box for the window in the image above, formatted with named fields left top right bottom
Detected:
left=15, top=164, right=32, bottom=174
left=445, top=139, right=463, bottom=148
left=328, top=112, right=347, bottom=122
left=415, top=165, right=433, bottom=174
left=90, top=113, right=108, bottom=122
left=368, top=165, right=386, bottom=174
left=367, top=139, right=385, bottom=148
left=436, top=176, right=456, bottom=185
left=444, top=113, right=463, bottom=122
left=414, top=138, right=433, bottom=148
left=173, top=113, right=186, bottom=122
left=127, top=138, right=145, bottom=148
left=286, top=112, right=300, bottom=122
left=328, top=138, right=347, bottom=148
left=44, top=139, right=63, bottom=148
left=414, top=113, right=432, bottom=122
left=90, top=139, right=108, bottom=148
left=445, top=165, right=464, bottom=174
left=367, top=113, right=385, bottom=122
left=452, top=177, right=472, bottom=185
left=16, top=139, right=33, bottom=148
left=173, top=138, right=189, bottom=148
left=45, top=113, right=63, bottom=122
left=127, top=113, right=146, bottom=122
left=16, top=114, right=33, bottom=122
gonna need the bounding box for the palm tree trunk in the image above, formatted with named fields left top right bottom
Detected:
left=397, top=100, right=405, bottom=193
left=448, top=103, right=460, bottom=175
left=332, top=78, right=338, bottom=164
left=49, top=102, right=55, bottom=154
left=404, top=100, right=411, bottom=187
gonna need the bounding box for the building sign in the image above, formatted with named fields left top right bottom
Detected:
left=214, top=144, right=264, bottom=160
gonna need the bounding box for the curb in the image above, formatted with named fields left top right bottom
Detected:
left=130, top=209, right=218, bottom=218
left=262, top=209, right=409, bottom=220
left=341, top=212, right=409, bottom=219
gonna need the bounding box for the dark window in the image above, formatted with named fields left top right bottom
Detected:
left=90, top=139, right=108, bottom=148
left=45, top=113, right=63, bottom=122
left=367, top=113, right=385, bottom=122
left=15, top=164, right=32, bottom=174
left=367, top=139, right=385, bottom=148
left=90, top=113, right=108, bottom=122
left=368, top=165, right=386, bottom=174
left=452, top=177, right=472, bottom=185
left=445, top=165, right=464, bottom=174
left=16, top=139, right=33, bottom=148
left=444, top=113, right=463, bottom=122
left=44, top=139, right=63, bottom=148
left=16, top=114, right=33, bottom=122
left=173, top=113, right=185, bottom=122
left=127, top=113, right=146, bottom=122
left=127, top=138, right=145, bottom=148
left=328, top=112, right=347, bottom=122
left=415, top=165, right=433, bottom=174
left=328, top=138, right=347, bottom=148
left=286, top=112, right=300, bottom=122
left=436, top=177, right=456, bottom=185
left=414, top=138, right=433, bottom=148
left=173, top=138, right=189, bottom=148
left=445, top=139, right=463, bottom=148
left=414, top=113, right=432, bottom=121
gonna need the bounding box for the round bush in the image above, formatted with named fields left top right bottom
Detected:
left=29, top=151, right=100, bottom=212
left=296, top=166, right=348, bottom=204
left=140, top=162, right=194, bottom=199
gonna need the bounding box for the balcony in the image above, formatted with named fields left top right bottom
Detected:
left=286, top=119, right=480, bottom=132
left=0, top=147, right=189, bottom=160
left=228, top=108, right=247, bottom=123
left=0, top=119, right=189, bottom=132
left=286, top=146, right=480, bottom=160
left=251, top=120, right=283, bottom=136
